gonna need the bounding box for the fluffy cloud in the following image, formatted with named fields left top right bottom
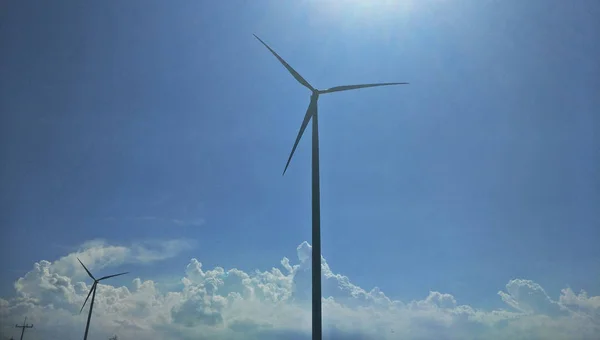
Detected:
left=50, top=238, right=195, bottom=279
left=1, top=240, right=599, bottom=340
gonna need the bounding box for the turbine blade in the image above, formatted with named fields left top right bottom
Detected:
left=283, top=97, right=317, bottom=175
left=253, top=34, right=315, bottom=92
left=77, top=258, right=95, bottom=280
left=80, top=283, right=96, bottom=314
left=98, top=272, right=129, bottom=281
left=320, top=82, right=409, bottom=94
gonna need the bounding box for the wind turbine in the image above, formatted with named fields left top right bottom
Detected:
left=253, top=34, right=408, bottom=340
left=78, top=258, right=128, bottom=340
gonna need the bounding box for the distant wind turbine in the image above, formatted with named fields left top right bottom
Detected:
left=254, top=34, right=408, bottom=340
left=78, top=258, right=128, bottom=340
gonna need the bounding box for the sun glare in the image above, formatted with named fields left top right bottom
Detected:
left=313, top=0, right=415, bottom=27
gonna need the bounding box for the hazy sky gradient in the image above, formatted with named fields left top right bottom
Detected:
left=1, top=1, right=599, bottom=338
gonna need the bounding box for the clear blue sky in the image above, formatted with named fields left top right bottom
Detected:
left=1, top=1, right=599, bottom=339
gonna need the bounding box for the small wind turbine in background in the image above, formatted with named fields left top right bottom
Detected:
left=78, top=258, right=128, bottom=340
left=253, top=34, right=408, bottom=340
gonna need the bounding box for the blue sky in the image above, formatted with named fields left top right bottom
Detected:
left=1, top=0, right=599, bottom=339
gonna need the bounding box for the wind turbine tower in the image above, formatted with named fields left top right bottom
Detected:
left=254, top=34, right=408, bottom=340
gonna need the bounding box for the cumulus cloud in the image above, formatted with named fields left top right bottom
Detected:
left=497, top=279, right=569, bottom=317
left=0, top=240, right=599, bottom=340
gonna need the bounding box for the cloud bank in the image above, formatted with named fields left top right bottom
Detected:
left=1, top=241, right=599, bottom=340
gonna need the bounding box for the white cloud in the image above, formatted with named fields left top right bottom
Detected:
left=49, top=238, right=194, bottom=279
left=1, top=240, right=599, bottom=340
